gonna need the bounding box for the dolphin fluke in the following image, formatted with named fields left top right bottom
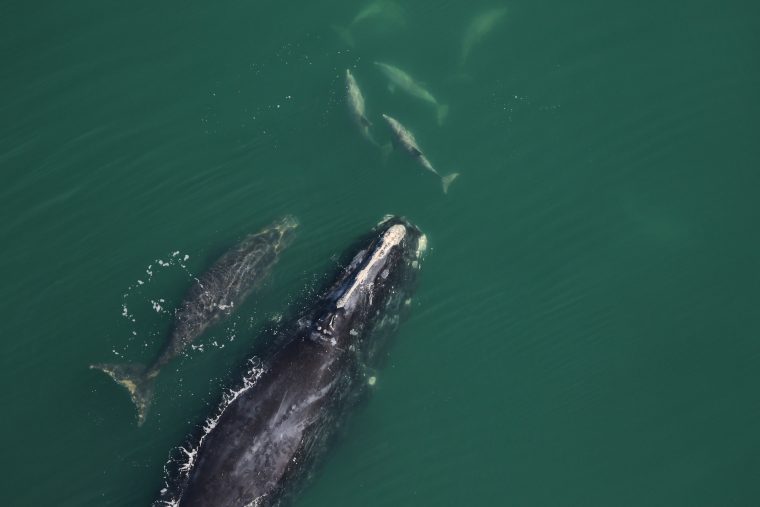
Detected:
left=441, top=173, right=459, bottom=194
left=437, top=104, right=449, bottom=125
left=90, top=362, right=154, bottom=426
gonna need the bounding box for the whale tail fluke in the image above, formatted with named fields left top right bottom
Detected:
left=441, top=172, right=459, bottom=194
left=437, top=104, right=449, bottom=126
left=331, top=25, right=355, bottom=48
left=90, top=362, right=155, bottom=426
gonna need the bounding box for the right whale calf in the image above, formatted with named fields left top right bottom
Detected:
left=91, top=215, right=298, bottom=426
left=159, top=216, right=426, bottom=507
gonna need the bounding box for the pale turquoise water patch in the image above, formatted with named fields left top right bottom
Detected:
left=1, top=0, right=759, bottom=505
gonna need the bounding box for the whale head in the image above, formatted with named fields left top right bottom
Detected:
left=329, top=217, right=423, bottom=317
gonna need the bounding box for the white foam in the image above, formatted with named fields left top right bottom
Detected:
left=158, top=359, right=266, bottom=506
left=243, top=495, right=268, bottom=507
left=119, top=248, right=197, bottom=356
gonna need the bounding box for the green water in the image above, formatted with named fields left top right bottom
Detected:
left=2, top=0, right=759, bottom=505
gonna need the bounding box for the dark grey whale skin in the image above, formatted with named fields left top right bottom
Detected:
left=91, top=216, right=298, bottom=426
left=172, top=217, right=425, bottom=507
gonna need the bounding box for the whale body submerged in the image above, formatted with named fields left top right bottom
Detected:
left=161, top=216, right=426, bottom=507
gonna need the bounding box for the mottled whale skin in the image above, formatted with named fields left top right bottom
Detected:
left=91, top=216, right=298, bottom=426
left=165, top=217, right=425, bottom=507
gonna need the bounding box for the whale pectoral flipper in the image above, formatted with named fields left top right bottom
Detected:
left=90, top=362, right=155, bottom=426
left=388, top=83, right=396, bottom=94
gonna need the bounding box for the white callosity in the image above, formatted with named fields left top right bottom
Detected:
left=336, top=224, right=406, bottom=310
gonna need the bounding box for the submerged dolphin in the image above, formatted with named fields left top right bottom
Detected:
left=91, top=216, right=298, bottom=425
left=460, top=7, right=508, bottom=66
left=374, top=62, right=449, bottom=125
left=332, top=1, right=406, bottom=47
left=352, top=0, right=405, bottom=25
left=345, top=69, right=377, bottom=146
left=382, top=114, right=459, bottom=193
left=159, top=216, right=426, bottom=507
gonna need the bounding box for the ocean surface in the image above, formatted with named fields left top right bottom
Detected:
left=1, top=0, right=759, bottom=505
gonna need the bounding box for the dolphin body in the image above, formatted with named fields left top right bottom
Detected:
left=382, top=114, right=459, bottom=194
left=160, top=217, right=426, bottom=507
left=460, top=7, right=508, bottom=66
left=332, top=1, right=406, bottom=48
left=352, top=0, right=405, bottom=25
left=91, top=216, right=298, bottom=426
left=374, top=61, right=449, bottom=125
left=345, top=69, right=378, bottom=146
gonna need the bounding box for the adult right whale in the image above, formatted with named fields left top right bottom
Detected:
left=91, top=216, right=298, bottom=426
left=159, top=216, right=426, bottom=507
